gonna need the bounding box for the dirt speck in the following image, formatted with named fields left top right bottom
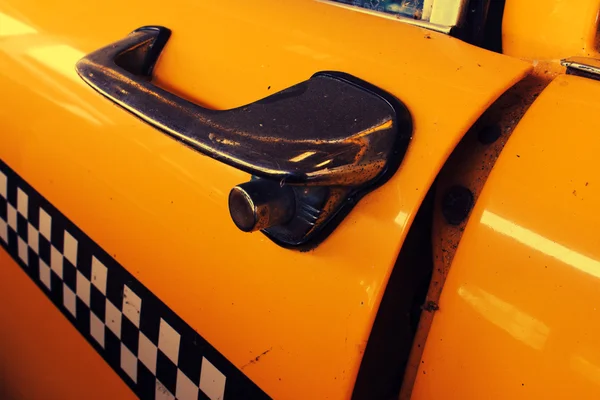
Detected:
left=422, top=300, right=439, bottom=312
left=241, top=348, right=272, bottom=370
left=573, top=190, right=577, bottom=196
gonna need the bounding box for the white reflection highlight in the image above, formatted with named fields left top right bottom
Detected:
left=395, top=210, right=409, bottom=226
left=459, top=285, right=550, bottom=350
left=27, top=44, right=85, bottom=84
left=0, top=13, right=37, bottom=37
left=315, top=159, right=332, bottom=168
left=571, top=354, right=600, bottom=386
left=289, top=151, right=316, bottom=163
left=481, top=210, right=600, bottom=279
left=58, top=103, right=101, bottom=125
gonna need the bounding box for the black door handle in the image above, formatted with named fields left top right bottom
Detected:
left=76, top=26, right=412, bottom=248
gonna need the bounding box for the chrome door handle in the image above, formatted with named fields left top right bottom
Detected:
left=76, top=26, right=412, bottom=248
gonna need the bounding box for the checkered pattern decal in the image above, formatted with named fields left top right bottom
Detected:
left=0, top=160, right=270, bottom=400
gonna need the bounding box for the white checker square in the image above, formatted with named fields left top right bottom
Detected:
left=0, top=171, right=6, bottom=198
left=63, top=230, right=78, bottom=265
left=105, top=299, right=122, bottom=337
left=120, top=344, right=137, bottom=383
left=155, top=381, right=175, bottom=400
left=18, top=237, right=28, bottom=265
left=17, top=188, right=28, bottom=218
left=200, top=357, right=226, bottom=400
left=63, top=285, right=77, bottom=317
left=176, top=370, right=199, bottom=400
left=28, top=223, right=39, bottom=254
left=91, top=256, right=107, bottom=294
left=90, top=312, right=105, bottom=348
left=39, top=260, right=51, bottom=290
left=39, top=208, right=51, bottom=240
left=76, top=271, right=91, bottom=306
left=7, top=204, right=16, bottom=230
left=50, top=246, right=63, bottom=278
left=158, top=318, right=180, bottom=365
left=123, top=285, right=141, bottom=327
left=0, top=219, right=7, bottom=243
left=138, top=332, right=157, bottom=374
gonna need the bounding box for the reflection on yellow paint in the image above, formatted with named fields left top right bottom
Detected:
left=27, top=44, right=85, bottom=84
left=571, top=354, right=600, bottom=386
left=0, top=13, right=37, bottom=37
left=458, top=285, right=550, bottom=350
left=58, top=102, right=101, bottom=125
left=289, top=151, right=316, bottom=163
left=481, top=210, right=600, bottom=280
left=359, top=279, right=376, bottom=308
left=395, top=210, right=409, bottom=226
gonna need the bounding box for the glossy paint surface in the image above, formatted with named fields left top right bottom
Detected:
left=0, top=249, right=137, bottom=399
left=0, top=1, right=529, bottom=398
left=503, top=0, right=600, bottom=60
left=413, top=74, right=600, bottom=399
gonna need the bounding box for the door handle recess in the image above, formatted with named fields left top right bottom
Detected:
left=76, top=26, right=412, bottom=249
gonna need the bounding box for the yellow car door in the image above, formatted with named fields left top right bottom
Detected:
left=0, top=1, right=529, bottom=399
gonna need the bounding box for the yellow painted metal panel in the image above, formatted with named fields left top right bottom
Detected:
left=0, top=1, right=530, bottom=398
left=503, top=0, right=600, bottom=60
left=413, top=75, right=600, bottom=399
left=0, top=248, right=137, bottom=400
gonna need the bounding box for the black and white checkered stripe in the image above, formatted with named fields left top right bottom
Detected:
left=0, top=160, right=270, bottom=400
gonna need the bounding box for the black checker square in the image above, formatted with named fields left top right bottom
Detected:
left=16, top=213, right=27, bottom=241
left=75, top=297, right=91, bottom=336
left=156, top=350, right=178, bottom=395
left=62, top=258, right=77, bottom=291
left=136, top=361, right=157, bottom=400
left=5, top=175, right=16, bottom=206
left=0, top=159, right=270, bottom=400
left=105, top=261, right=124, bottom=309
left=198, top=390, right=211, bottom=400
left=50, top=218, right=64, bottom=252
left=27, top=249, right=40, bottom=280
left=178, top=335, right=202, bottom=386
left=49, top=271, right=63, bottom=305
left=139, top=300, right=161, bottom=346
left=121, top=316, right=139, bottom=354
left=76, top=243, right=92, bottom=279
left=90, top=285, right=106, bottom=321
left=0, top=196, right=7, bottom=221
left=104, top=328, right=122, bottom=369
left=27, top=197, right=39, bottom=230
left=38, top=235, right=51, bottom=265
left=7, top=228, right=17, bottom=256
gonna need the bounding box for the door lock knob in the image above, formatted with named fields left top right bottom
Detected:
left=229, top=180, right=296, bottom=232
